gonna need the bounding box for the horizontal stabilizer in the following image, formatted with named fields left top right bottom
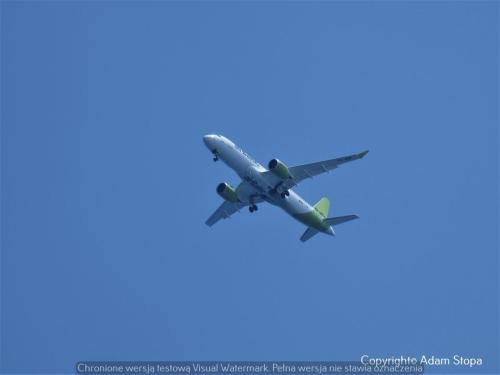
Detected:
left=300, top=227, right=319, bottom=242
left=324, top=215, right=359, bottom=226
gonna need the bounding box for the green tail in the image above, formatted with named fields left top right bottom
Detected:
left=313, top=197, right=330, bottom=218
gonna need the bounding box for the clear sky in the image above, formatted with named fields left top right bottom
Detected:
left=1, top=1, right=498, bottom=373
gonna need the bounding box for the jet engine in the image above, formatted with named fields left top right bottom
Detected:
left=216, top=182, right=239, bottom=202
left=268, top=159, right=290, bottom=179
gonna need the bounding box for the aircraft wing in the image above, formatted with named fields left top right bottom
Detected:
left=289, top=150, right=369, bottom=184
left=269, top=150, right=369, bottom=190
left=205, top=201, right=247, bottom=226
left=205, top=181, right=264, bottom=226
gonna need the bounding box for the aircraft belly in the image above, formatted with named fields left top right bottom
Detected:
left=217, top=143, right=330, bottom=232
left=278, top=190, right=312, bottom=215
left=220, top=144, right=249, bottom=174
left=235, top=182, right=259, bottom=203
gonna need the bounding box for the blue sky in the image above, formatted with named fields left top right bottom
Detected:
left=1, top=1, right=498, bottom=373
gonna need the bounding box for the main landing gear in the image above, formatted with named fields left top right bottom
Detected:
left=280, top=190, right=290, bottom=198
left=249, top=204, right=258, bottom=213
left=271, top=184, right=290, bottom=199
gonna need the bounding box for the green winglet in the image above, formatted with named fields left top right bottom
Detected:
left=313, top=197, right=330, bottom=218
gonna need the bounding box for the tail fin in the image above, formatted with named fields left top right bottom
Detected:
left=324, top=215, right=359, bottom=226
left=313, top=197, right=330, bottom=217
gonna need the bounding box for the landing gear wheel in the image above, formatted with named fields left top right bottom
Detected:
left=281, top=190, right=289, bottom=198
left=213, top=156, right=218, bottom=162
left=249, top=204, right=258, bottom=213
left=285, top=190, right=290, bottom=196
left=212, top=150, right=219, bottom=162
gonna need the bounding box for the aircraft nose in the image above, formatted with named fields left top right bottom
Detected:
left=203, top=134, right=217, bottom=148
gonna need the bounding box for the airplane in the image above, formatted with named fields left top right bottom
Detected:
left=203, top=134, right=368, bottom=242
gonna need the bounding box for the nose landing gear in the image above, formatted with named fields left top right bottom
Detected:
left=280, top=190, right=290, bottom=198
left=249, top=204, right=258, bottom=213
left=212, top=150, right=219, bottom=162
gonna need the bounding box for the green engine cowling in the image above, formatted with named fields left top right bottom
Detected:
left=216, top=182, right=239, bottom=202
left=268, top=159, right=290, bottom=179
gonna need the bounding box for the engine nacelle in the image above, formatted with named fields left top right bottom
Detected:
left=216, top=182, right=239, bottom=202
left=268, top=158, right=290, bottom=179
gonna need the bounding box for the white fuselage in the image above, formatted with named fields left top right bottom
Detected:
left=203, top=134, right=325, bottom=226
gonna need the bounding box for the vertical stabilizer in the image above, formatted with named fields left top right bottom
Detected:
left=313, top=197, right=330, bottom=217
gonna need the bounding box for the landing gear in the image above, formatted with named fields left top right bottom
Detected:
left=280, top=190, right=290, bottom=198
left=212, top=150, right=219, bottom=162
left=249, top=204, right=258, bottom=213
